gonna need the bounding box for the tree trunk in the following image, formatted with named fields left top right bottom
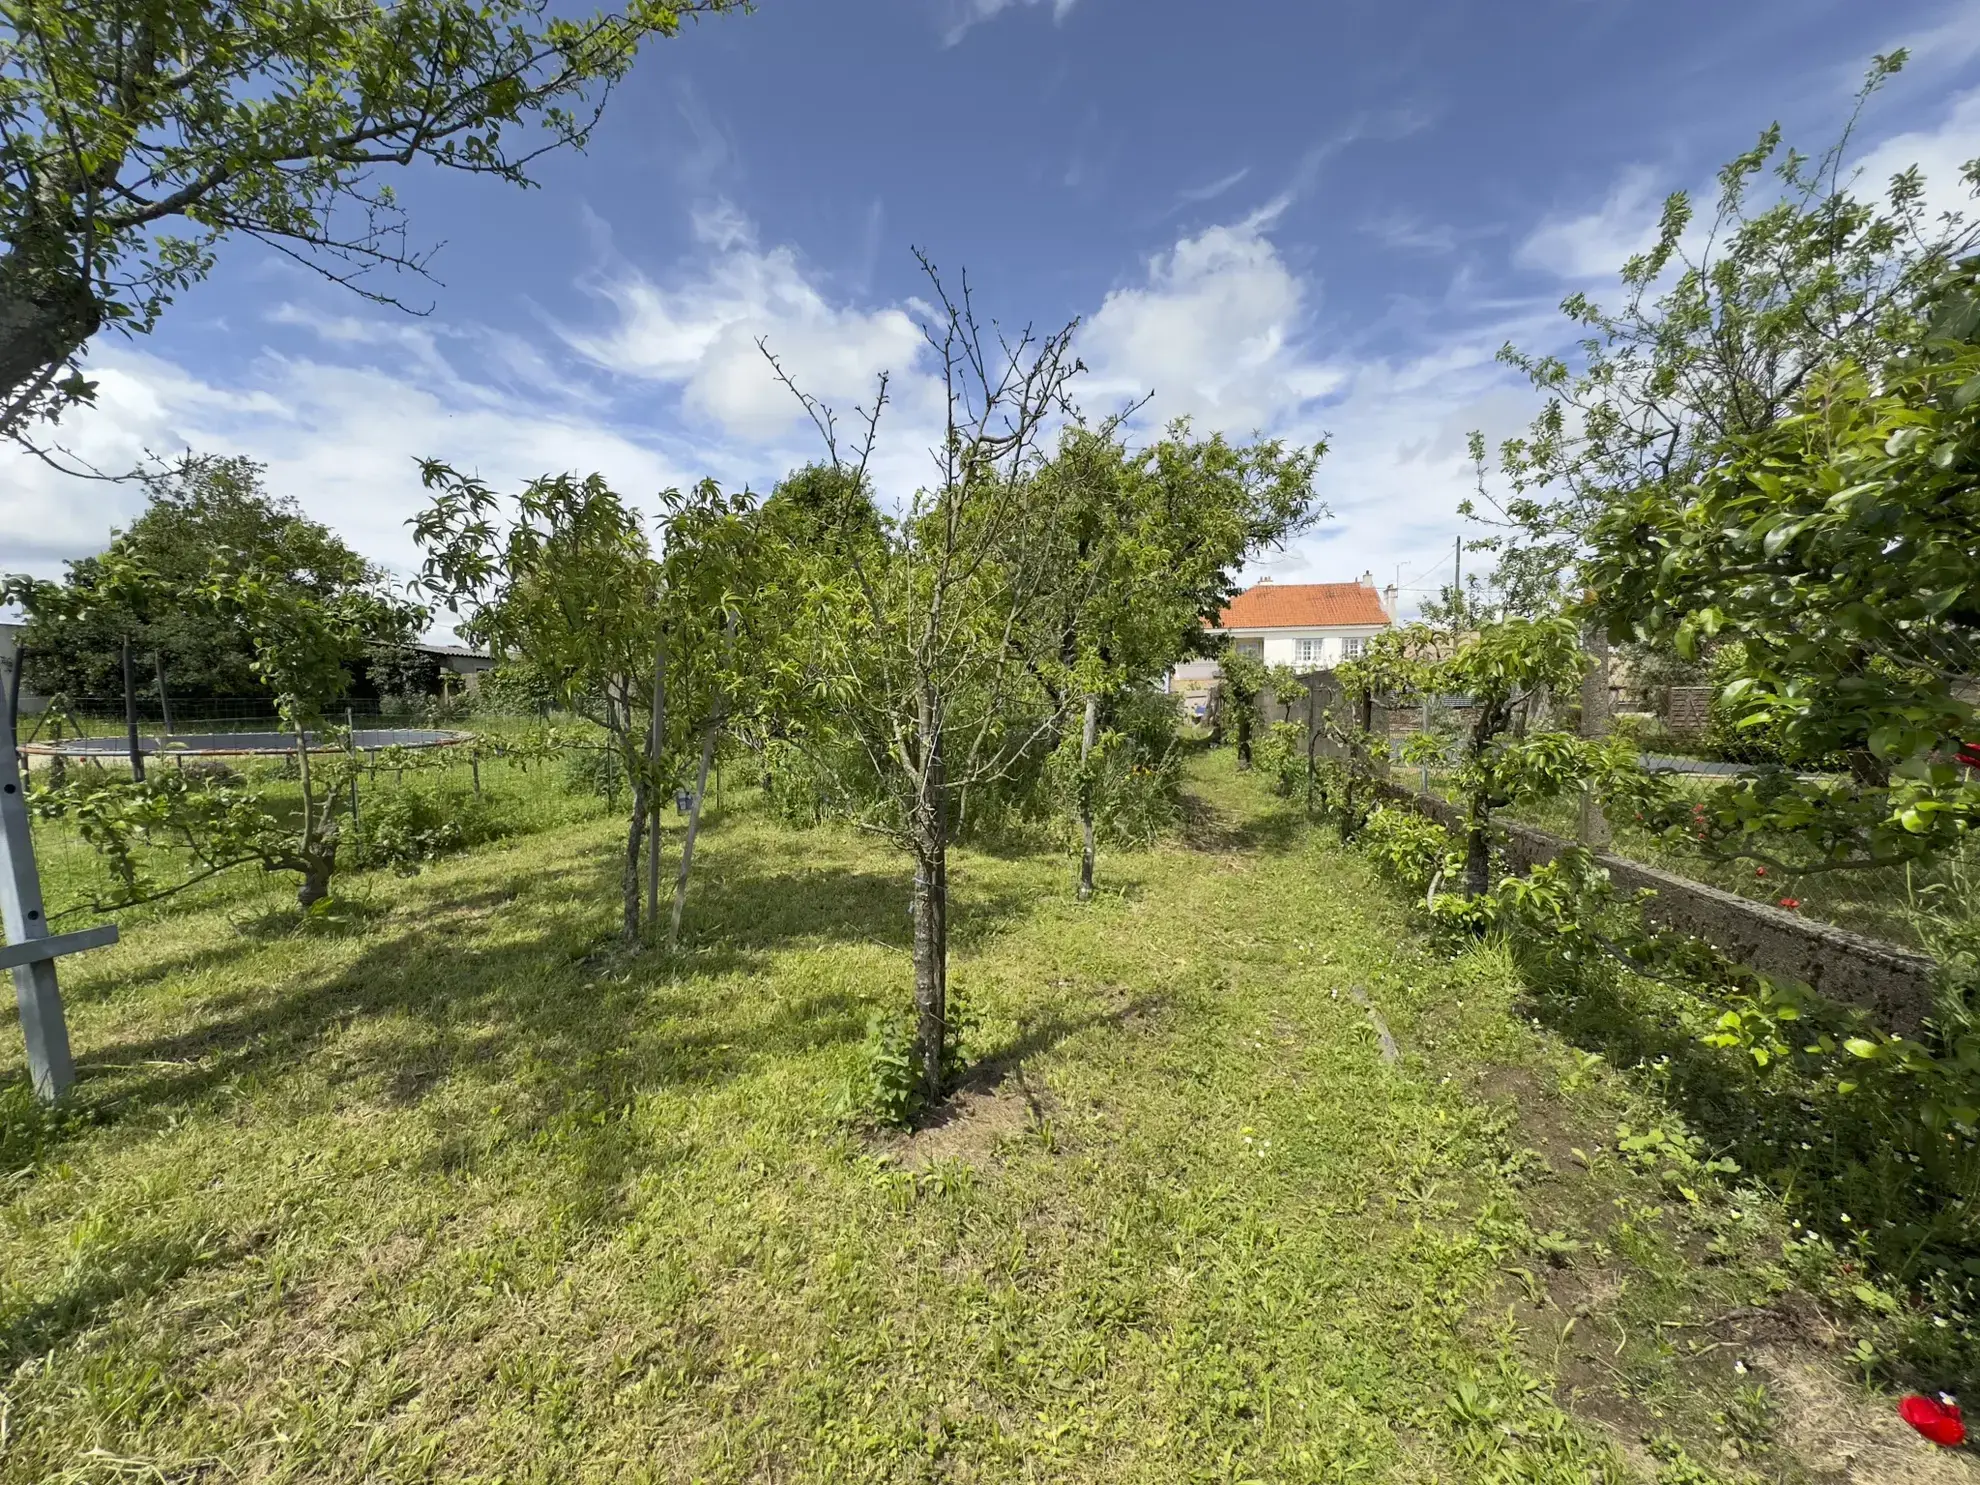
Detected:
left=911, top=720, right=949, bottom=1108
left=1077, top=694, right=1098, bottom=902
left=669, top=720, right=719, bottom=950
left=1462, top=795, right=1494, bottom=900
left=646, top=640, right=667, bottom=929
left=622, top=771, right=648, bottom=945
left=0, top=250, right=103, bottom=430
left=296, top=848, right=336, bottom=909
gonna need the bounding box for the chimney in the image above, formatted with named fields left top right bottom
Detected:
left=1382, top=583, right=1398, bottom=621
left=1359, top=570, right=1374, bottom=587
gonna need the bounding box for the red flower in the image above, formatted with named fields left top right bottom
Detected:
left=1778, top=897, right=1801, bottom=911
left=1755, top=866, right=1768, bottom=878
left=1959, top=742, right=1980, bottom=771
left=1898, top=1393, right=1966, bottom=1448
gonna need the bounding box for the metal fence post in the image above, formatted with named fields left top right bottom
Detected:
left=1, top=738, right=81, bottom=1099
left=346, top=708, right=361, bottom=827
left=1578, top=625, right=1614, bottom=849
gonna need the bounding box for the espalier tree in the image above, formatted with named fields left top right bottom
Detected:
left=13, top=531, right=420, bottom=909
left=0, top=0, right=743, bottom=445
left=1588, top=253, right=1980, bottom=880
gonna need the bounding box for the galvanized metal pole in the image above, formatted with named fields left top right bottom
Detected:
left=121, top=637, right=145, bottom=782
left=345, top=708, right=360, bottom=827
left=1, top=727, right=78, bottom=1100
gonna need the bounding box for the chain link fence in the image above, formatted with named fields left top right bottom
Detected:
left=12, top=700, right=641, bottom=927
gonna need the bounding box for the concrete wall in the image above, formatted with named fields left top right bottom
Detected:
left=1264, top=666, right=1939, bottom=1032
left=1374, top=781, right=1940, bottom=1034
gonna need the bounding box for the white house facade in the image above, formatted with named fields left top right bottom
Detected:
left=1207, top=575, right=1396, bottom=669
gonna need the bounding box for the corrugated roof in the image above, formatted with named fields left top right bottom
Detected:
left=1213, top=582, right=1391, bottom=630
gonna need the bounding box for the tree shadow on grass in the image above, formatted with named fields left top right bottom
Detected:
left=1179, top=791, right=1307, bottom=856
left=1503, top=936, right=1979, bottom=1386
left=0, top=1223, right=243, bottom=1368
left=63, top=830, right=1045, bottom=1140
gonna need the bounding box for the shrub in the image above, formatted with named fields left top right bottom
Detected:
left=1359, top=804, right=1459, bottom=894
left=844, top=986, right=978, bottom=1130
left=1044, top=691, right=1185, bottom=846
left=345, top=785, right=504, bottom=874
left=560, top=745, right=626, bottom=808
left=1702, top=643, right=1849, bottom=770
left=1253, top=720, right=1307, bottom=798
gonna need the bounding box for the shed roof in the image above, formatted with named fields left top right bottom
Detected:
left=1213, top=582, right=1390, bottom=631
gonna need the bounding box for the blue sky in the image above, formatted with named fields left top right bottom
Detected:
left=7, top=0, right=1980, bottom=627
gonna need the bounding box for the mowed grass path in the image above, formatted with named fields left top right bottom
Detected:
left=2, top=753, right=1963, bottom=1483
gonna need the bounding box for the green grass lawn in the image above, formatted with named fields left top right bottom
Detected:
left=2, top=753, right=1970, bottom=1483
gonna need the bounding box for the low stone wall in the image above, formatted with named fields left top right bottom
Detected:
left=1374, top=782, right=1941, bottom=1034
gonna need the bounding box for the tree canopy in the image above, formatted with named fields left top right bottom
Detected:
left=8, top=453, right=413, bottom=702
left=0, top=0, right=743, bottom=442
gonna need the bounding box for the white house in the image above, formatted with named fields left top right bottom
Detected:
left=1209, top=574, right=1396, bottom=669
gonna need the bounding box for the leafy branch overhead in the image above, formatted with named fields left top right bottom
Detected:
left=0, top=0, right=745, bottom=442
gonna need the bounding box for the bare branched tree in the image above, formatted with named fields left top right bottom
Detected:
left=762, top=254, right=1095, bottom=1106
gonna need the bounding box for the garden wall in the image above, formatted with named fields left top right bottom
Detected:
left=1267, top=667, right=1941, bottom=1032
left=1372, top=780, right=1941, bottom=1034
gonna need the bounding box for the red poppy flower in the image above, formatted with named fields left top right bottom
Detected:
left=1755, top=866, right=1767, bottom=878
left=1898, top=1393, right=1966, bottom=1448
left=1959, top=742, right=1980, bottom=770
left=1778, top=897, right=1801, bottom=910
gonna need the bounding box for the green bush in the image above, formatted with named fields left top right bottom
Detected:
left=844, top=987, right=978, bottom=1130
left=560, top=745, right=627, bottom=808
left=1359, top=804, right=1459, bottom=894
left=1044, top=691, right=1184, bottom=846
left=1702, top=643, right=1849, bottom=769
left=1253, top=720, right=1308, bottom=798
left=346, top=785, right=504, bottom=874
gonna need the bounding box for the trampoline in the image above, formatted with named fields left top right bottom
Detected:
left=23, top=729, right=473, bottom=758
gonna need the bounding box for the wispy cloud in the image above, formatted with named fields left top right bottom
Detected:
left=937, top=0, right=1078, bottom=47
left=1173, top=168, right=1251, bottom=207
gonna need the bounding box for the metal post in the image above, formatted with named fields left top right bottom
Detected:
left=1420, top=697, right=1431, bottom=795
left=121, top=637, right=145, bottom=782
left=346, top=708, right=361, bottom=827
left=1578, top=624, right=1614, bottom=849
left=1, top=718, right=93, bottom=1100
left=153, top=651, right=175, bottom=736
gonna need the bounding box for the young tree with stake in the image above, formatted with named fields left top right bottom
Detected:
left=763, top=259, right=1092, bottom=1112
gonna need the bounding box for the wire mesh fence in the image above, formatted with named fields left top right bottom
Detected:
left=1266, top=670, right=1970, bottom=957
left=11, top=705, right=649, bottom=928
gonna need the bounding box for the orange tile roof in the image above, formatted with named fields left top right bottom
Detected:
left=1212, top=582, right=1391, bottom=630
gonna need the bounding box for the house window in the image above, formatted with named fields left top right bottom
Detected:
left=1293, top=638, right=1325, bottom=667
left=1341, top=637, right=1366, bottom=660
left=1233, top=637, right=1264, bottom=658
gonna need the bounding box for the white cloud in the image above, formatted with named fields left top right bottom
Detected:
left=1515, top=164, right=1668, bottom=281
left=561, top=203, right=931, bottom=444
left=0, top=338, right=696, bottom=608
left=937, top=0, right=1077, bottom=46
left=1173, top=168, right=1251, bottom=207
left=1079, top=216, right=1346, bottom=433
left=1848, top=83, right=1980, bottom=225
